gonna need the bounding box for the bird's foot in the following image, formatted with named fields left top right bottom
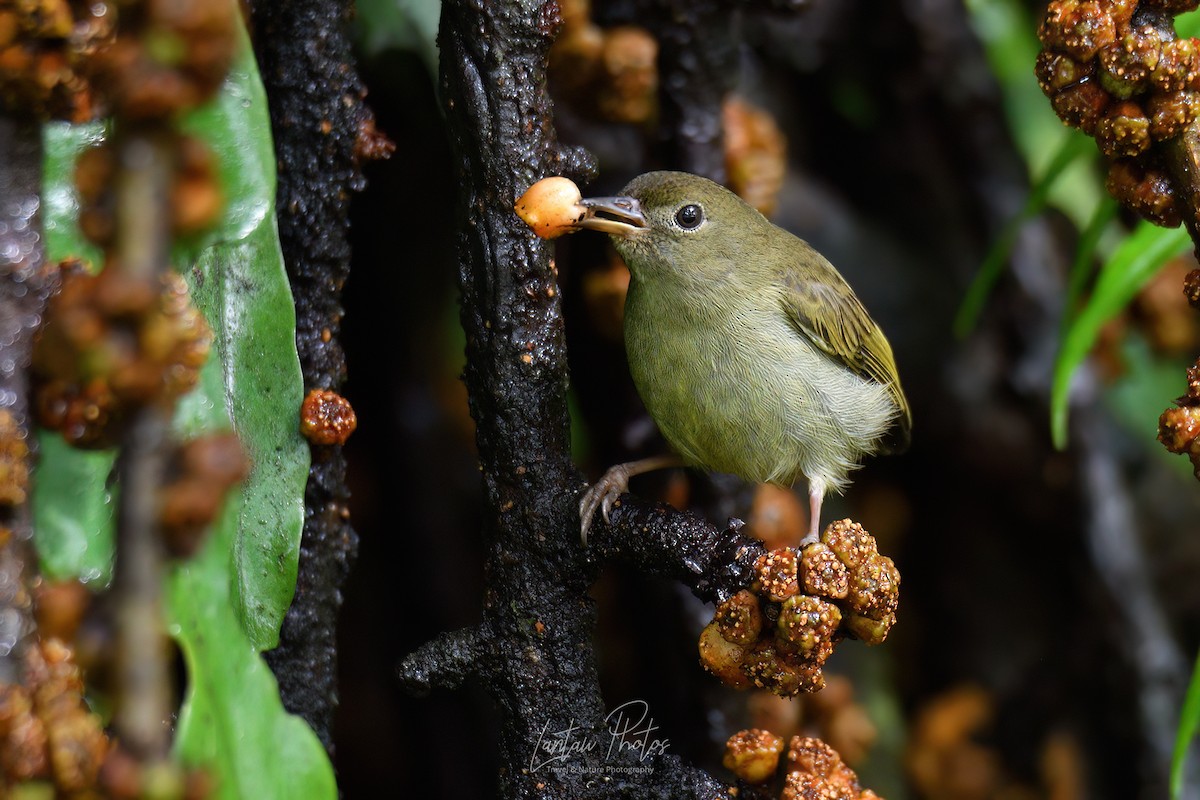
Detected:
left=579, top=455, right=684, bottom=545
left=799, top=530, right=820, bottom=548
left=579, top=464, right=635, bottom=545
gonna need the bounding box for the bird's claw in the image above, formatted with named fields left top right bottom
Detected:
left=579, top=464, right=632, bottom=546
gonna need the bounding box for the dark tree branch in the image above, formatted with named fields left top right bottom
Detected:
left=397, top=626, right=484, bottom=696
left=248, top=0, right=364, bottom=754
left=402, top=0, right=746, bottom=794
left=645, top=0, right=738, bottom=180
left=434, top=0, right=614, bottom=792
left=586, top=500, right=766, bottom=605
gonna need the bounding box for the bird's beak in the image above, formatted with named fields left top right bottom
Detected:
left=576, top=196, right=648, bottom=237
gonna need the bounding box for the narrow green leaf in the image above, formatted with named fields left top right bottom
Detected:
left=1171, top=648, right=1200, bottom=799
left=1050, top=222, right=1191, bottom=448
left=1061, top=196, right=1119, bottom=335
left=964, top=0, right=1105, bottom=226
left=954, top=133, right=1092, bottom=337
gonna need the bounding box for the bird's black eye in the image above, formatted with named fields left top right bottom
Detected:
left=674, top=204, right=703, bottom=230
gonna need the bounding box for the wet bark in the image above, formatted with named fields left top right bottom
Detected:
left=248, top=0, right=364, bottom=753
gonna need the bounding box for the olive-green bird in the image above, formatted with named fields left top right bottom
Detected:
left=574, top=171, right=911, bottom=545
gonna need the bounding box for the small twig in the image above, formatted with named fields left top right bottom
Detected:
left=112, top=407, right=172, bottom=761
left=112, top=130, right=174, bottom=280
left=396, top=626, right=483, bottom=696
left=586, top=497, right=766, bottom=605
left=109, top=127, right=174, bottom=762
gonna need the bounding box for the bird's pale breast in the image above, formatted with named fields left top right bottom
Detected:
left=623, top=278, right=896, bottom=493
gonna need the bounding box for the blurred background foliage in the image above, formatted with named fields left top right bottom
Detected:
left=339, top=0, right=1200, bottom=796
left=29, top=18, right=335, bottom=798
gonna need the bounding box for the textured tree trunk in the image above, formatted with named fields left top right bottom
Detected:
left=249, top=0, right=365, bottom=753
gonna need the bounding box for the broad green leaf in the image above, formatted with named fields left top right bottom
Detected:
left=167, top=18, right=308, bottom=651
left=34, top=122, right=111, bottom=579
left=1050, top=222, right=1191, bottom=448
left=1179, top=8, right=1200, bottom=38
left=34, top=9, right=329, bottom=797
left=35, top=15, right=306, bottom=650
left=1172, top=648, right=1200, bottom=799
left=178, top=222, right=307, bottom=649
left=168, top=495, right=334, bottom=800
left=174, top=41, right=278, bottom=265
left=955, top=133, right=1092, bottom=337
left=164, top=19, right=322, bottom=795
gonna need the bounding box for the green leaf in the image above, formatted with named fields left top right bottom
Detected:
left=163, top=19, right=322, bottom=795
left=168, top=497, right=334, bottom=800
left=42, top=121, right=106, bottom=269
left=35, top=15, right=306, bottom=650
left=963, top=0, right=1104, bottom=225
left=354, top=0, right=440, bottom=74
left=1106, top=335, right=1199, bottom=482
left=169, top=16, right=308, bottom=650
left=1050, top=222, right=1191, bottom=448
left=178, top=222, right=307, bottom=650
left=1061, top=196, right=1119, bottom=335
left=1172, top=648, right=1200, bottom=799
left=34, top=121, right=112, bottom=579
left=174, top=40, right=278, bottom=265
left=954, top=132, right=1092, bottom=337
left=34, top=9, right=328, bottom=797
left=1178, top=8, right=1200, bottom=38
left=34, top=124, right=158, bottom=585
left=30, top=435, right=115, bottom=585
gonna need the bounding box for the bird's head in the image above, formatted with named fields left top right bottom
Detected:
left=576, top=171, right=771, bottom=284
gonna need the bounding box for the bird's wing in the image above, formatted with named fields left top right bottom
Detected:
left=779, top=256, right=912, bottom=452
